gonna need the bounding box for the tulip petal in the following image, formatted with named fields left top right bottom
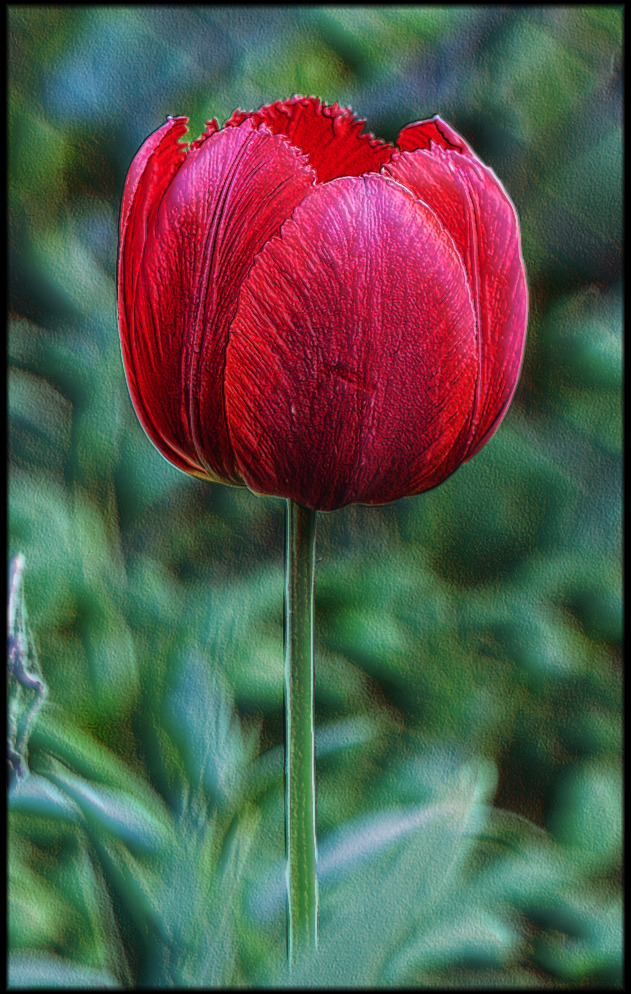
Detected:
left=225, top=174, right=478, bottom=510
left=383, top=141, right=527, bottom=461
left=397, top=115, right=474, bottom=156
left=126, top=119, right=315, bottom=483
left=118, top=116, right=209, bottom=477
left=225, top=96, right=394, bottom=183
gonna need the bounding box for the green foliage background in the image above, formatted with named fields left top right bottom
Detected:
left=9, top=5, right=622, bottom=989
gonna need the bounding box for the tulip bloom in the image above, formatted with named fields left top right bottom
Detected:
left=118, top=96, right=527, bottom=510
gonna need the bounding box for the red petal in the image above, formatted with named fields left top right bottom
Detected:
left=225, top=96, right=394, bottom=183
left=123, top=119, right=315, bottom=484
left=397, top=115, right=474, bottom=155
left=383, top=144, right=527, bottom=461
left=225, top=174, right=478, bottom=510
left=118, top=117, right=207, bottom=477
left=119, top=116, right=189, bottom=242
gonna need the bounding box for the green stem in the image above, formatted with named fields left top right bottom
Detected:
left=284, top=499, right=318, bottom=964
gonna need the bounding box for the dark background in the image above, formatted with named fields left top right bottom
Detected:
left=9, top=6, right=622, bottom=988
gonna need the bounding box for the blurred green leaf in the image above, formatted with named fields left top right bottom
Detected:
left=549, top=761, right=622, bottom=870
left=255, top=760, right=493, bottom=986
left=163, top=652, right=261, bottom=808
left=44, top=763, right=175, bottom=855
left=9, top=953, right=120, bottom=989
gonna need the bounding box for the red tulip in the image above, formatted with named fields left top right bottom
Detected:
left=118, top=96, right=527, bottom=511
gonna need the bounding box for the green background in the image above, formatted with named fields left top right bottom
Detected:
left=9, top=6, right=622, bottom=989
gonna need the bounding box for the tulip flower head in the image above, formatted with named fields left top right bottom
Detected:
left=118, top=96, right=527, bottom=510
